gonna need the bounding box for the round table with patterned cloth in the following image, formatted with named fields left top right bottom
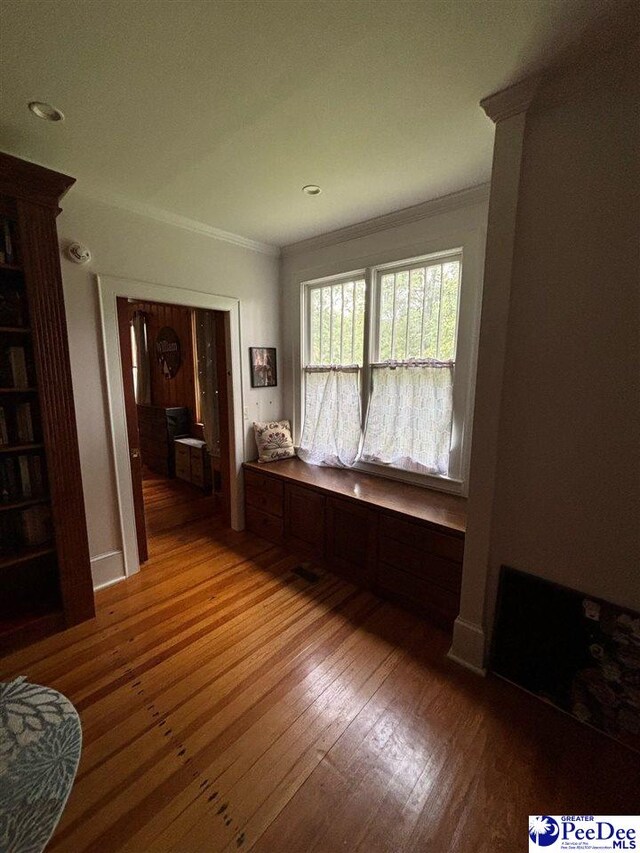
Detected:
left=0, top=678, right=82, bottom=853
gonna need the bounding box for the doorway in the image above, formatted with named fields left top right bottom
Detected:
left=116, top=297, right=232, bottom=561
left=98, top=275, right=245, bottom=582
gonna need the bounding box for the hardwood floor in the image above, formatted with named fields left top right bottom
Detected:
left=1, top=488, right=638, bottom=852
left=142, top=469, right=219, bottom=542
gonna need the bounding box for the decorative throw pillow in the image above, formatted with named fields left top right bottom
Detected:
left=253, top=420, right=296, bottom=463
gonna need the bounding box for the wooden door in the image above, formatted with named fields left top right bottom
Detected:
left=116, top=297, right=148, bottom=562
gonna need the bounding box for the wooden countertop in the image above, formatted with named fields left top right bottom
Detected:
left=243, top=458, right=467, bottom=535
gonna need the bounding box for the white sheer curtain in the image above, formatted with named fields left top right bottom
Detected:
left=131, top=311, right=151, bottom=405
left=360, top=363, right=454, bottom=476
left=194, top=309, right=220, bottom=456
left=298, top=367, right=361, bottom=467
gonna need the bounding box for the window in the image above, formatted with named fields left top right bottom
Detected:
left=298, top=277, right=365, bottom=467
left=300, top=250, right=470, bottom=490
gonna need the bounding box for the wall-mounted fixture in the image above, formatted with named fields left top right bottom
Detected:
left=66, top=242, right=91, bottom=264
left=302, top=185, right=322, bottom=196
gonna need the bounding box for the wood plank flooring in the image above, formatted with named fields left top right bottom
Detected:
left=1, top=479, right=638, bottom=852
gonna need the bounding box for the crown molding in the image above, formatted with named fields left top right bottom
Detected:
left=480, top=76, right=541, bottom=124
left=0, top=148, right=279, bottom=256
left=72, top=187, right=280, bottom=257
left=281, top=183, right=490, bottom=259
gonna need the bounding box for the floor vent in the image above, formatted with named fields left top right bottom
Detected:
left=292, top=565, right=320, bottom=583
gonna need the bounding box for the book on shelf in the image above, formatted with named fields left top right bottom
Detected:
left=16, top=402, right=34, bottom=442
left=0, top=513, right=20, bottom=549
left=0, top=406, right=7, bottom=444
left=29, top=455, right=44, bottom=495
left=0, top=286, right=25, bottom=327
left=8, top=346, right=28, bottom=388
left=20, top=504, right=52, bottom=547
left=0, top=503, right=52, bottom=550
left=0, top=456, right=18, bottom=501
left=17, top=454, right=31, bottom=498
left=0, top=216, right=15, bottom=265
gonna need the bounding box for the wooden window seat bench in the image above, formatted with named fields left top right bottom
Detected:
left=243, top=458, right=466, bottom=631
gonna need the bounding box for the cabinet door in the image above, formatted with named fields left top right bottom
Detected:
left=325, top=497, right=375, bottom=587
left=284, top=484, right=325, bottom=557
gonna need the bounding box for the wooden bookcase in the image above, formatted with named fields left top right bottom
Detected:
left=0, top=152, right=94, bottom=652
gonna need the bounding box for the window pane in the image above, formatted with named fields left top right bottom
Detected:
left=353, top=280, right=365, bottom=365
left=342, top=281, right=354, bottom=364
left=331, top=284, right=343, bottom=363
left=307, top=279, right=365, bottom=366
left=407, top=268, right=425, bottom=359
left=375, top=256, right=459, bottom=364
left=422, top=264, right=441, bottom=359
left=393, top=270, right=409, bottom=359
left=320, top=287, right=331, bottom=363
left=310, top=289, right=321, bottom=363
left=379, top=274, right=394, bottom=362
left=437, top=261, right=460, bottom=361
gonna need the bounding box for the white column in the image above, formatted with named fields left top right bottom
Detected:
left=448, top=78, right=539, bottom=674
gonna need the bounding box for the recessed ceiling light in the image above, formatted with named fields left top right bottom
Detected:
left=302, top=185, right=321, bottom=196
left=28, top=101, right=65, bottom=122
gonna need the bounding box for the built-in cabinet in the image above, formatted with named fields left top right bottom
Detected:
left=175, top=437, right=211, bottom=492
left=243, top=461, right=465, bottom=629
left=0, top=152, right=95, bottom=652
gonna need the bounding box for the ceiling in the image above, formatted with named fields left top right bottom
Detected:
left=0, top=0, right=623, bottom=248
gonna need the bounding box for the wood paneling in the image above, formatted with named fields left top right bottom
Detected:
left=0, top=505, right=637, bottom=852
left=127, top=300, right=197, bottom=418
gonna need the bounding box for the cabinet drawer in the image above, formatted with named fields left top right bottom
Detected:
left=191, top=467, right=204, bottom=487
left=285, top=484, right=325, bottom=555
left=377, top=564, right=460, bottom=627
left=190, top=452, right=204, bottom=477
left=246, top=483, right=283, bottom=517
left=244, top=468, right=285, bottom=499
left=378, top=536, right=462, bottom=594
left=175, top=456, right=191, bottom=481
left=246, top=505, right=284, bottom=544
left=379, top=514, right=464, bottom=563
left=326, top=497, right=374, bottom=586
left=175, top=443, right=190, bottom=463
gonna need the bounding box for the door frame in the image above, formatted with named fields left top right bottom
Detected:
left=97, top=274, right=245, bottom=579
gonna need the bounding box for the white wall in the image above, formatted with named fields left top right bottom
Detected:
left=487, top=47, right=640, bottom=618
left=280, top=189, right=489, bottom=477
left=453, top=38, right=640, bottom=672
left=58, top=194, right=283, bottom=587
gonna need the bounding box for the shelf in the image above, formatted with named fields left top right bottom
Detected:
left=0, top=544, right=55, bottom=570
left=0, top=495, right=49, bottom=512
left=0, top=607, right=65, bottom=652
left=0, top=326, right=31, bottom=334
left=0, top=261, right=22, bottom=272
left=0, top=442, right=44, bottom=454
left=0, top=387, right=37, bottom=394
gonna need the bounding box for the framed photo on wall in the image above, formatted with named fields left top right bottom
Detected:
left=250, top=347, right=277, bottom=387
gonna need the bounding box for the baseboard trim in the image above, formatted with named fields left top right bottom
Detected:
left=446, top=649, right=487, bottom=677
left=448, top=616, right=487, bottom=675
left=90, top=549, right=126, bottom=590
